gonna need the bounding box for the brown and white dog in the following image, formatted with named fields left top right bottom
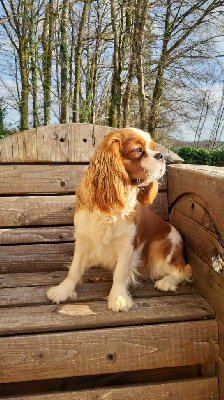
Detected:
left=47, top=128, right=192, bottom=311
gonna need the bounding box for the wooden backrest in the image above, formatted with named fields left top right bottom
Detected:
left=0, top=123, right=181, bottom=274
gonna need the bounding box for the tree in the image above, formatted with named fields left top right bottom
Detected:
left=41, top=0, right=56, bottom=125
left=148, top=0, right=224, bottom=139
left=72, top=0, right=91, bottom=123
left=60, top=0, right=70, bottom=123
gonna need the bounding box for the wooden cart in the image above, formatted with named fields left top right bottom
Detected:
left=0, top=124, right=223, bottom=399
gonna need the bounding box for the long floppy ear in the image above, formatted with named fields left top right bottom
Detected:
left=137, top=181, right=158, bottom=205
left=77, top=133, right=129, bottom=213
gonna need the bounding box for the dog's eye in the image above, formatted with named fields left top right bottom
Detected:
left=133, top=148, right=142, bottom=154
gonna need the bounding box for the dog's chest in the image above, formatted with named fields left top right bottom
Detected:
left=74, top=209, right=136, bottom=268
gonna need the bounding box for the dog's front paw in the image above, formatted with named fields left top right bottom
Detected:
left=47, top=279, right=77, bottom=304
left=155, top=277, right=177, bottom=292
left=107, top=293, right=134, bottom=312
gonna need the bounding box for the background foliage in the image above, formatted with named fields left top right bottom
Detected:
left=177, top=147, right=224, bottom=166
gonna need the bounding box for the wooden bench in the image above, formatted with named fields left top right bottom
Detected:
left=0, top=123, right=223, bottom=399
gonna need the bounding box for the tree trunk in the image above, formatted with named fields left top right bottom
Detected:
left=72, top=0, right=91, bottom=123
left=29, top=5, right=39, bottom=128
left=148, top=0, right=171, bottom=138
left=42, top=0, right=55, bottom=125
left=60, top=0, right=70, bottom=124
left=19, top=39, right=29, bottom=131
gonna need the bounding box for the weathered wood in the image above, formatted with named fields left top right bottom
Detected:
left=182, top=248, right=224, bottom=324
left=0, top=294, right=214, bottom=335
left=0, top=128, right=37, bottom=162
left=0, top=192, right=167, bottom=230
left=0, top=195, right=75, bottom=227
left=0, top=243, right=74, bottom=273
left=0, top=268, right=113, bottom=288
left=0, top=279, right=196, bottom=307
left=0, top=123, right=181, bottom=163
left=0, top=226, right=74, bottom=245
left=0, top=164, right=87, bottom=194
left=0, top=366, right=199, bottom=397
left=68, top=123, right=112, bottom=162
left=36, top=125, right=69, bottom=162
left=1, top=377, right=219, bottom=400
left=0, top=165, right=167, bottom=195
left=0, top=320, right=218, bottom=383
left=217, top=357, right=224, bottom=400
left=169, top=208, right=224, bottom=269
left=169, top=194, right=218, bottom=236
left=168, top=164, right=224, bottom=240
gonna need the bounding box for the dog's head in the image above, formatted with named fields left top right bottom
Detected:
left=77, top=128, right=166, bottom=213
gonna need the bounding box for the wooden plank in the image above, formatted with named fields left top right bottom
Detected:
left=0, top=164, right=87, bottom=194
left=36, top=125, right=69, bottom=162
left=0, top=268, right=113, bottom=288
left=0, top=243, right=74, bottom=273
left=183, top=248, right=224, bottom=324
left=2, top=377, right=219, bottom=400
left=0, top=366, right=199, bottom=396
left=219, top=319, right=224, bottom=360
left=217, top=357, right=224, bottom=400
left=0, top=279, right=196, bottom=307
left=168, top=164, right=224, bottom=239
left=0, top=195, right=74, bottom=227
left=0, top=267, right=196, bottom=288
left=0, top=164, right=167, bottom=195
left=0, top=320, right=218, bottom=383
left=169, top=208, right=224, bottom=268
left=0, top=191, right=166, bottom=229
left=0, top=226, right=74, bottom=245
left=0, top=129, right=37, bottom=162
left=0, top=294, right=215, bottom=335
left=68, top=123, right=112, bottom=162
left=0, top=124, right=182, bottom=164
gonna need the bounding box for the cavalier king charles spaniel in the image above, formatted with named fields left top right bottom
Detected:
left=47, top=128, right=192, bottom=312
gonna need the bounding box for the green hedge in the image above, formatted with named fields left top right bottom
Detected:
left=177, top=147, right=224, bottom=167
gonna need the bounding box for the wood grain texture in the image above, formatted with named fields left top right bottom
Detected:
left=0, top=226, right=74, bottom=245
left=0, top=366, right=199, bottom=397
left=0, top=128, right=37, bottom=162
left=0, top=123, right=181, bottom=164
left=0, top=320, right=218, bottom=383
left=0, top=164, right=87, bottom=194
left=2, top=377, right=219, bottom=400
left=0, top=294, right=214, bottom=335
left=183, top=248, right=224, bottom=326
left=168, top=164, right=224, bottom=240
left=169, top=208, right=224, bottom=269
left=0, top=268, right=113, bottom=288
left=36, top=125, right=69, bottom=162
left=68, top=123, right=112, bottom=162
left=0, top=194, right=75, bottom=227
left=0, top=279, right=196, bottom=307
left=0, top=165, right=167, bottom=196
left=217, top=357, right=224, bottom=400
left=0, top=192, right=167, bottom=230
left=0, top=243, right=74, bottom=273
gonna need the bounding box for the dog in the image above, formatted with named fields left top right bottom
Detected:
left=47, top=128, right=192, bottom=311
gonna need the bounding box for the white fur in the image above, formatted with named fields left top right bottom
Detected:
left=150, top=226, right=185, bottom=292
left=47, top=190, right=139, bottom=312
left=129, top=127, right=152, bottom=147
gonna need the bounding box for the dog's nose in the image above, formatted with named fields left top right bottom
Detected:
left=154, top=152, right=164, bottom=161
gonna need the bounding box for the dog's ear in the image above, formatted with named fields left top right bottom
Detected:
left=78, top=133, right=129, bottom=213
left=137, top=181, right=158, bottom=205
